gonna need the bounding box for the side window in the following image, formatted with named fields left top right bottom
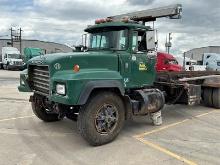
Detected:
left=164, top=60, right=168, bottom=64
left=132, top=30, right=147, bottom=53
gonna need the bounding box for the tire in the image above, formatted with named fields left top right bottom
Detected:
left=213, top=88, right=220, bottom=109
left=31, top=101, right=61, bottom=122
left=203, top=88, right=213, bottom=107
left=77, top=92, right=125, bottom=146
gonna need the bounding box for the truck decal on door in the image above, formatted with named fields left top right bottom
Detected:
left=139, top=62, right=147, bottom=71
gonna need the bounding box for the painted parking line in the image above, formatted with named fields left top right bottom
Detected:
left=133, top=110, right=218, bottom=165
left=134, top=110, right=217, bottom=138
left=0, top=115, right=34, bottom=122
left=135, top=137, right=197, bottom=165
left=134, top=119, right=190, bottom=138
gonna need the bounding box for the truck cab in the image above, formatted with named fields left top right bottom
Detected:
left=1, top=47, right=23, bottom=70
left=176, top=56, right=206, bottom=71
left=156, top=52, right=182, bottom=72
left=203, top=53, right=220, bottom=71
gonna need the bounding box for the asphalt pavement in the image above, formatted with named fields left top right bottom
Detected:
left=0, top=70, right=220, bottom=165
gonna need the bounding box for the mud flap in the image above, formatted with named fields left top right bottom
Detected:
left=187, top=84, right=201, bottom=105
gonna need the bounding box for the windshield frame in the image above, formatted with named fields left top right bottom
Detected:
left=88, top=28, right=129, bottom=51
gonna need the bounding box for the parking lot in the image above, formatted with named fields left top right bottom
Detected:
left=0, top=70, right=220, bottom=165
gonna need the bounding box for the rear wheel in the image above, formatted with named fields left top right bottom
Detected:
left=203, top=87, right=220, bottom=109
left=213, top=88, right=220, bottom=109
left=203, top=88, right=213, bottom=107
left=77, top=91, right=125, bottom=146
left=31, top=99, right=61, bottom=122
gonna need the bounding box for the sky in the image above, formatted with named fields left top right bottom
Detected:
left=0, top=0, right=219, bottom=55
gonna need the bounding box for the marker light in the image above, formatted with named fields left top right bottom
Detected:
left=106, top=18, right=113, bottom=22
left=95, top=19, right=101, bottom=24
left=73, top=64, right=80, bottom=72
left=95, top=18, right=108, bottom=24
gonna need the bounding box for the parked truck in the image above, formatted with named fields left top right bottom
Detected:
left=176, top=56, right=206, bottom=71
left=156, top=52, right=182, bottom=72
left=203, top=53, right=220, bottom=71
left=0, top=47, right=23, bottom=70
left=18, top=4, right=220, bottom=146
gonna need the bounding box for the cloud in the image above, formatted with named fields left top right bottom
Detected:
left=127, top=0, right=155, bottom=6
left=0, top=0, right=219, bottom=54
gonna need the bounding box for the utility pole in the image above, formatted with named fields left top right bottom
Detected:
left=19, top=28, right=22, bottom=55
left=9, top=27, right=22, bottom=54
left=168, top=33, right=172, bottom=54
left=10, top=27, right=14, bottom=47
left=165, top=32, right=172, bottom=54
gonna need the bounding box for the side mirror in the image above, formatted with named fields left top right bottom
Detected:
left=146, top=30, right=156, bottom=51
left=82, top=33, right=88, bottom=50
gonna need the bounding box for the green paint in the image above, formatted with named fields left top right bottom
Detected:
left=23, top=47, right=44, bottom=63
left=18, top=22, right=156, bottom=105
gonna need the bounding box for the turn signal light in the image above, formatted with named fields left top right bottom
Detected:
left=73, top=64, right=80, bottom=72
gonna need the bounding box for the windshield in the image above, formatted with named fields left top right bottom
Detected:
left=169, top=59, right=178, bottom=65
left=7, top=54, right=20, bottom=59
left=89, top=29, right=128, bottom=50
left=165, top=59, right=178, bottom=65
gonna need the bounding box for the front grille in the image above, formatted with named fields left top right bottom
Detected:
left=15, top=61, right=23, bottom=65
left=29, top=65, right=50, bottom=96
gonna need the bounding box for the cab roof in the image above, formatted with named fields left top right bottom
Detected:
left=85, top=22, right=151, bottom=33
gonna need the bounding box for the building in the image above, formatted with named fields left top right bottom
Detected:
left=185, top=46, right=220, bottom=64
left=0, top=39, right=73, bottom=55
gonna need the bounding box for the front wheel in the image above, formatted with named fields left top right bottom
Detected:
left=3, top=64, right=8, bottom=70
left=31, top=100, right=61, bottom=122
left=77, top=92, right=125, bottom=146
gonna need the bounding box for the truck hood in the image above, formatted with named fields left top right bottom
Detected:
left=28, top=51, right=119, bottom=75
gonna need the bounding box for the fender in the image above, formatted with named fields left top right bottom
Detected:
left=77, top=80, right=125, bottom=105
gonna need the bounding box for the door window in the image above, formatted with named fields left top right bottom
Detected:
left=132, top=30, right=147, bottom=53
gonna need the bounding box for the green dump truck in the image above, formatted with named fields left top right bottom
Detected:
left=18, top=4, right=220, bottom=146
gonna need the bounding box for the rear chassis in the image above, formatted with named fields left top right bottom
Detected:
left=155, top=71, right=220, bottom=107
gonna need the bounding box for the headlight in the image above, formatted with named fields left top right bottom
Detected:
left=9, top=61, right=14, bottom=65
left=56, top=84, right=66, bottom=95
left=21, top=79, right=25, bottom=85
